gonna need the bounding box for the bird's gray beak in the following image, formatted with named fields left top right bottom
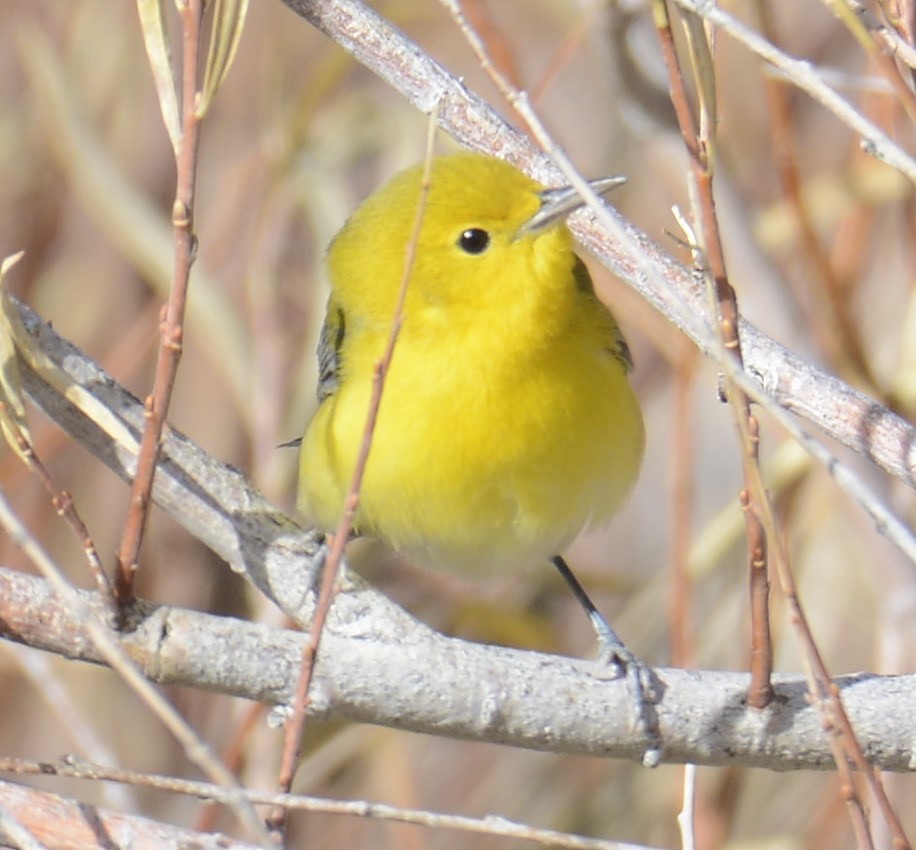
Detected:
left=520, top=175, right=626, bottom=235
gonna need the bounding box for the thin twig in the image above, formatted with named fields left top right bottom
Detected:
left=770, top=524, right=910, bottom=849
left=670, top=0, right=916, bottom=184
left=115, top=0, right=205, bottom=603
left=817, top=0, right=916, bottom=124
left=651, top=0, right=776, bottom=710
left=1, top=410, right=116, bottom=611
left=676, top=762, right=697, bottom=850
left=0, top=490, right=276, bottom=848
left=725, top=379, right=907, bottom=846
left=0, top=757, right=661, bottom=850
left=653, top=4, right=908, bottom=846
left=268, top=110, right=441, bottom=840
left=853, top=0, right=916, bottom=69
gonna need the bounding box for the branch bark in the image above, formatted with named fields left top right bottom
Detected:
left=5, top=299, right=916, bottom=772
left=3, top=566, right=916, bottom=772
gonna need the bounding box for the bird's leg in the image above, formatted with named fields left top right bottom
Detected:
left=551, top=556, right=661, bottom=765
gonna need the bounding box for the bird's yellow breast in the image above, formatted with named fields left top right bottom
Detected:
left=299, top=288, right=643, bottom=572
left=297, top=152, right=644, bottom=572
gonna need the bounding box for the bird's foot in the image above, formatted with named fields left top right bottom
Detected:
left=590, top=613, right=663, bottom=768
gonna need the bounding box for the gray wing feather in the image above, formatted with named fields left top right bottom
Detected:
left=572, top=257, right=634, bottom=371
left=317, top=300, right=346, bottom=402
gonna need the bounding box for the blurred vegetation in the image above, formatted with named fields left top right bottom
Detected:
left=0, top=1, right=914, bottom=848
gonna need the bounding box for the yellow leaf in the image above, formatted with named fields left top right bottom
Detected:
left=196, top=0, right=250, bottom=118
left=0, top=252, right=33, bottom=463
left=137, top=0, right=182, bottom=155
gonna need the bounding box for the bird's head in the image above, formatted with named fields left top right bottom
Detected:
left=326, top=152, right=622, bottom=332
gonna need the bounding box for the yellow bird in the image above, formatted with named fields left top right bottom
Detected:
left=298, top=152, right=644, bottom=663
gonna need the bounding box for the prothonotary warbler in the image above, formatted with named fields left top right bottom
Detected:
left=297, top=152, right=647, bottom=685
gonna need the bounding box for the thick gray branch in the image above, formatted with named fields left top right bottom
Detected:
left=3, top=567, right=916, bottom=772
left=7, top=302, right=916, bottom=771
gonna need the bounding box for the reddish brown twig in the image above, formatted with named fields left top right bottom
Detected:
left=1, top=408, right=116, bottom=612
left=654, top=4, right=910, bottom=847
left=267, top=119, right=439, bottom=842
left=115, top=0, right=204, bottom=605
left=652, top=0, right=775, bottom=709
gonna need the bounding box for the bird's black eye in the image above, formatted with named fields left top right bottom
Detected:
left=457, top=228, right=490, bottom=255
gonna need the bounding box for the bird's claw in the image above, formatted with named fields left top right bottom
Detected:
left=595, top=634, right=662, bottom=768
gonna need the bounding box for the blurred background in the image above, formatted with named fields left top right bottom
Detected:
left=0, top=1, right=914, bottom=847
